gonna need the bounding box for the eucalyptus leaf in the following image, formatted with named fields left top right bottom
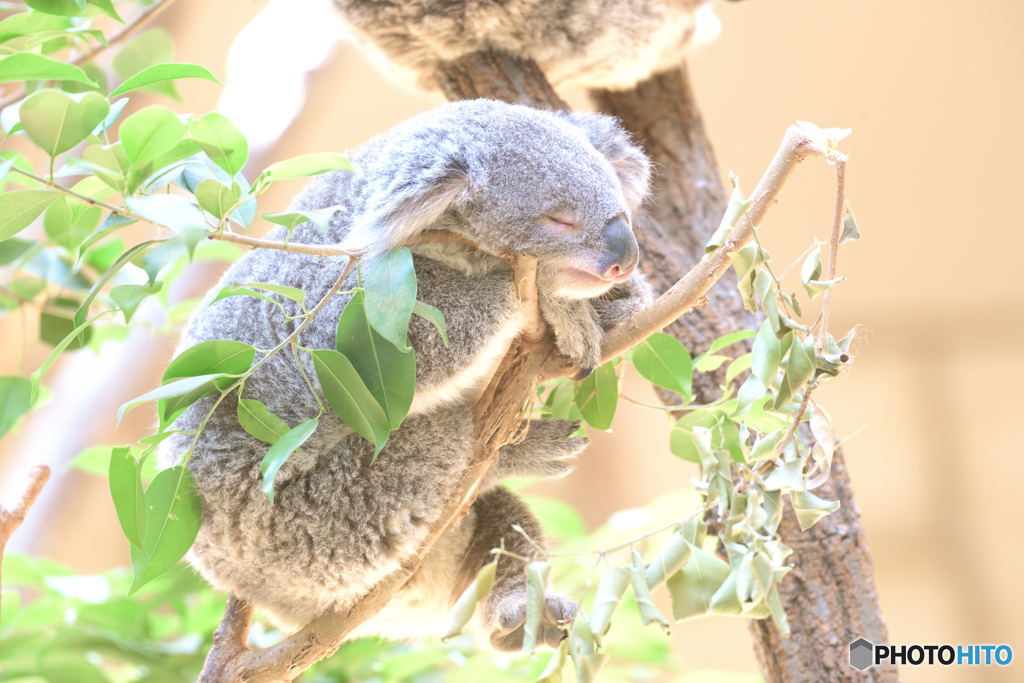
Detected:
left=128, top=466, right=202, bottom=594
left=310, top=349, right=390, bottom=457
left=119, top=105, right=186, bottom=164
left=20, top=89, right=109, bottom=157
left=665, top=542, right=731, bottom=621
left=411, top=300, right=449, bottom=347
left=237, top=398, right=290, bottom=445
left=574, top=362, right=618, bottom=430
left=362, top=247, right=417, bottom=351
left=189, top=112, right=247, bottom=176
left=110, top=62, right=218, bottom=97
left=442, top=561, right=496, bottom=639
left=631, top=332, right=692, bottom=400
left=0, top=191, right=58, bottom=241
left=108, top=447, right=145, bottom=548
left=0, top=53, right=98, bottom=86
left=260, top=418, right=318, bottom=502
left=0, top=376, right=32, bottom=437
left=335, top=291, right=415, bottom=429
left=522, top=560, right=551, bottom=654
left=589, top=566, right=629, bottom=636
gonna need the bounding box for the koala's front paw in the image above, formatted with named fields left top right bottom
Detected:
left=489, top=590, right=577, bottom=652
left=540, top=294, right=604, bottom=374
left=494, top=419, right=587, bottom=481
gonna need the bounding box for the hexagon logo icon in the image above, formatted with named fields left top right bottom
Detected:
left=849, top=638, right=874, bottom=671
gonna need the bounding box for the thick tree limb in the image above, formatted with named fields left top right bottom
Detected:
left=0, top=466, right=51, bottom=624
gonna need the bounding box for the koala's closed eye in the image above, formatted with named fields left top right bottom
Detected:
left=543, top=214, right=579, bottom=234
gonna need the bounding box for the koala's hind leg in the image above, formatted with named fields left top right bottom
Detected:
left=458, top=487, right=577, bottom=652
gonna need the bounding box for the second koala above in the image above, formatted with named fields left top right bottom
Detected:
left=335, top=0, right=726, bottom=91
left=160, top=100, right=653, bottom=649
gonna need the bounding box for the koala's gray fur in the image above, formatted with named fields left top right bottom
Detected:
left=335, top=0, right=720, bottom=91
left=160, top=100, right=652, bottom=649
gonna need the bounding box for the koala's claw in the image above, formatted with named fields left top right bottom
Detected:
left=492, top=419, right=588, bottom=482
left=489, top=591, right=577, bottom=652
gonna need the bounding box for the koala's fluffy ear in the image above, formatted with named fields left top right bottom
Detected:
left=560, top=112, right=651, bottom=214
left=341, top=155, right=470, bottom=254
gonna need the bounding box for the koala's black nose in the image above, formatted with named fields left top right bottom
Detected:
left=600, top=217, right=639, bottom=281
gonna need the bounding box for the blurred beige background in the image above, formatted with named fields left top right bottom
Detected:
left=1, top=0, right=1022, bottom=680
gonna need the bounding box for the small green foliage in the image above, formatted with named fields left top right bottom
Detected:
left=310, top=349, right=390, bottom=457
left=362, top=246, right=418, bottom=351
left=575, top=361, right=618, bottom=430
left=260, top=418, right=318, bottom=502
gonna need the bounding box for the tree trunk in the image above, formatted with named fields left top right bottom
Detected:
left=436, top=53, right=893, bottom=681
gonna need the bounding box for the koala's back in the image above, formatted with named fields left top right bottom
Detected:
left=337, top=0, right=712, bottom=90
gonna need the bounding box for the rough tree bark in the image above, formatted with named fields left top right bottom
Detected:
left=440, top=54, right=895, bottom=681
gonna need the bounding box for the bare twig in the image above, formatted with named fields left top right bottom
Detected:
left=0, top=0, right=180, bottom=110
left=817, top=158, right=847, bottom=349
left=0, top=466, right=51, bottom=623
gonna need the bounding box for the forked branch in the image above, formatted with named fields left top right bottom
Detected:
left=199, top=123, right=827, bottom=681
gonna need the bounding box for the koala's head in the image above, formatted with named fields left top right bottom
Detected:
left=345, top=100, right=651, bottom=300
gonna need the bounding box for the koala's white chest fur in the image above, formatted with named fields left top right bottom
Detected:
left=410, top=310, right=524, bottom=414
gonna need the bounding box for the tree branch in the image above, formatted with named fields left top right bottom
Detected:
left=0, top=466, right=51, bottom=624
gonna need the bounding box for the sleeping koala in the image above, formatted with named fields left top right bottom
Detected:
left=335, top=0, right=728, bottom=91
left=160, top=100, right=652, bottom=650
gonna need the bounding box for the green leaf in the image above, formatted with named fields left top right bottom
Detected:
left=125, top=194, right=208, bottom=257
left=750, top=320, right=781, bottom=383
left=666, top=542, right=732, bottom=621
left=412, top=300, right=449, bottom=347
left=588, top=566, right=629, bottom=636
left=693, top=354, right=729, bottom=373
left=706, top=329, right=757, bottom=354
left=24, top=0, right=122, bottom=20
left=644, top=531, right=691, bottom=588
left=260, top=418, right=318, bottom=502
left=40, top=296, right=91, bottom=349
left=237, top=398, right=290, bottom=444
left=189, top=112, right=247, bottom=176
left=108, top=447, right=145, bottom=548
left=129, top=466, right=202, bottom=593
left=0, top=11, right=71, bottom=43
left=110, top=281, right=162, bottom=322
left=0, top=191, right=58, bottom=241
left=0, top=376, right=33, bottom=437
left=522, top=560, right=550, bottom=654
left=362, top=247, right=417, bottom=351
left=0, top=53, right=98, bottom=86
left=574, top=362, right=618, bottom=430
left=158, top=339, right=255, bottom=425
left=117, top=373, right=226, bottom=422
left=195, top=179, right=240, bottom=219
left=749, top=429, right=784, bottom=462
left=724, top=353, right=752, bottom=385
left=336, top=290, right=415, bottom=429
left=243, top=281, right=306, bottom=306
left=310, top=349, right=390, bottom=456
left=631, top=332, right=692, bottom=399
left=256, top=153, right=353, bottom=190
left=669, top=410, right=718, bottom=462
left=774, top=336, right=816, bottom=409
left=840, top=207, right=861, bottom=243
left=262, top=206, right=340, bottom=232
left=790, top=490, right=840, bottom=530
left=630, top=550, right=670, bottom=632
left=109, top=62, right=218, bottom=97
left=20, top=89, right=109, bottom=157
left=119, top=105, right=186, bottom=164
left=442, top=561, right=496, bottom=639
left=43, top=198, right=101, bottom=252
